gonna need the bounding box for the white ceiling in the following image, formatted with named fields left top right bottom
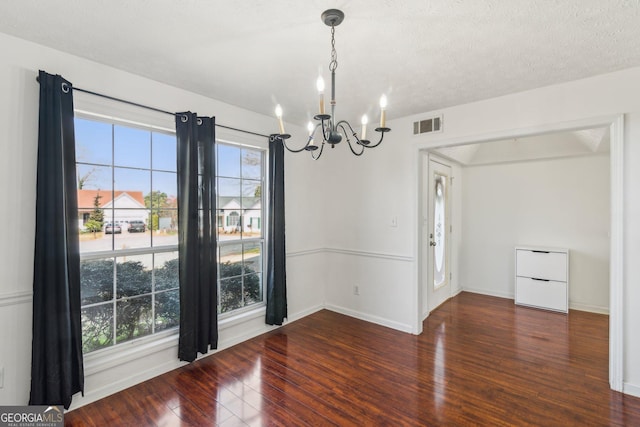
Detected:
left=1, top=1, right=640, bottom=129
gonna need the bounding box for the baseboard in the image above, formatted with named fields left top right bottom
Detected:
left=462, top=288, right=609, bottom=315
left=462, top=287, right=514, bottom=300
left=569, top=302, right=609, bottom=315
left=67, top=357, right=185, bottom=411
left=624, top=382, right=640, bottom=398
left=324, top=304, right=413, bottom=334
left=286, top=304, right=325, bottom=323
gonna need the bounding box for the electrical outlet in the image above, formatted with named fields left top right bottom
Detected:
left=390, top=216, right=398, bottom=228
left=353, top=285, right=360, bottom=296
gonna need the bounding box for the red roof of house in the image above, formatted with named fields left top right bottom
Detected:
left=78, top=189, right=145, bottom=209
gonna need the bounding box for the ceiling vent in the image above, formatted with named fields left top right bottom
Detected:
left=413, top=115, right=442, bottom=135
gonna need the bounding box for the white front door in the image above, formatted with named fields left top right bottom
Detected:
left=426, top=158, right=452, bottom=312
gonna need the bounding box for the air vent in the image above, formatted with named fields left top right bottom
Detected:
left=413, top=115, right=442, bottom=135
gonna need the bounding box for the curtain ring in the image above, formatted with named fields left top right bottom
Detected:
left=197, top=118, right=203, bottom=125
left=181, top=114, right=189, bottom=123
left=61, top=82, right=70, bottom=93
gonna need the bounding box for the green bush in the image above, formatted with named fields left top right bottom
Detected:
left=80, top=257, right=260, bottom=353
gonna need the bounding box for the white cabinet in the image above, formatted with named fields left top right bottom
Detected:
left=515, top=247, right=569, bottom=313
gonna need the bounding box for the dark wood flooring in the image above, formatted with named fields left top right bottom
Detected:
left=65, top=292, right=640, bottom=426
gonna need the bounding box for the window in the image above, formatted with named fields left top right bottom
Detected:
left=75, top=115, right=267, bottom=354
left=76, top=116, right=179, bottom=353
left=217, top=143, right=265, bottom=314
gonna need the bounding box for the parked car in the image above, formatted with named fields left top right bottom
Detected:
left=104, top=223, right=122, bottom=234
left=128, top=220, right=146, bottom=233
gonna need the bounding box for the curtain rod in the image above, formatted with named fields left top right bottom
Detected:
left=36, top=76, right=270, bottom=139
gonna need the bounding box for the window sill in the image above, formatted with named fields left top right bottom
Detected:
left=219, top=304, right=266, bottom=328
left=84, top=305, right=267, bottom=377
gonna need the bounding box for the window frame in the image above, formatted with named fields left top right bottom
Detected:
left=215, top=136, right=268, bottom=320
left=75, top=112, right=181, bottom=353
left=73, top=97, right=270, bottom=359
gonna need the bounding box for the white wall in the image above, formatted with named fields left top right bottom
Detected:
left=319, top=137, right=419, bottom=333
left=0, top=32, right=325, bottom=407
left=317, top=66, right=640, bottom=397
left=460, top=154, right=610, bottom=312
left=399, top=67, right=640, bottom=396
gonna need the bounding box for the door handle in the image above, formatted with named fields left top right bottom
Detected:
left=430, top=241, right=437, bottom=246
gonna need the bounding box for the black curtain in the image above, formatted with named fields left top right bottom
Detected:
left=30, top=71, right=84, bottom=409
left=266, top=135, right=287, bottom=325
left=176, top=113, right=218, bottom=362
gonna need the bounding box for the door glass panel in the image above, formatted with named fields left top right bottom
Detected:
left=433, top=173, right=446, bottom=288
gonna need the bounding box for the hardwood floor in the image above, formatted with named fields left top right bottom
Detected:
left=65, top=292, right=640, bottom=426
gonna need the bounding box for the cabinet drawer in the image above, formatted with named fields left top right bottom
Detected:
left=516, top=249, right=567, bottom=282
left=515, top=277, right=567, bottom=312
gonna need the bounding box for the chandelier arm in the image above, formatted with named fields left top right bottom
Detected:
left=278, top=135, right=314, bottom=153
left=336, top=121, right=365, bottom=156
left=363, top=130, right=388, bottom=149
left=311, top=140, right=326, bottom=160
left=335, top=119, right=365, bottom=145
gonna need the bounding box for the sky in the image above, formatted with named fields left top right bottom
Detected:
left=74, top=117, right=263, bottom=209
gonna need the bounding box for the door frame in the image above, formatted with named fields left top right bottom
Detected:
left=415, top=114, right=624, bottom=392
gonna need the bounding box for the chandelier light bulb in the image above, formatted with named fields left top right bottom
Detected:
left=275, top=104, right=285, bottom=134
left=317, top=76, right=326, bottom=115
left=379, top=95, right=388, bottom=128
left=361, top=115, right=368, bottom=140
left=379, top=94, right=388, bottom=109
left=308, top=121, right=316, bottom=146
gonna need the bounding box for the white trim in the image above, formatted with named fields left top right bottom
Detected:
left=324, top=247, right=414, bottom=262
left=0, top=290, right=32, bottom=307
left=286, top=304, right=325, bottom=322
left=324, top=304, right=414, bottom=334
left=458, top=288, right=609, bottom=316
left=287, top=247, right=415, bottom=262
left=569, top=302, right=609, bottom=315
left=68, top=356, right=186, bottom=411
left=416, top=113, right=624, bottom=393
left=286, top=248, right=324, bottom=258
left=609, top=114, right=624, bottom=392
left=462, top=287, right=514, bottom=300
left=414, top=115, right=623, bottom=151
left=84, top=331, right=180, bottom=376
left=415, top=152, right=427, bottom=333
left=288, top=247, right=414, bottom=262
left=623, top=382, right=640, bottom=399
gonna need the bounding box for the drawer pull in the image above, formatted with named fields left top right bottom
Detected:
left=531, top=277, right=550, bottom=282
left=531, top=250, right=550, bottom=254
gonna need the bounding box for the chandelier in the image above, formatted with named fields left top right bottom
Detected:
left=274, top=9, right=391, bottom=159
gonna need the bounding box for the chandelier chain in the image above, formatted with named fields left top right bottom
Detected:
left=273, top=9, right=390, bottom=160
left=329, top=25, right=338, bottom=72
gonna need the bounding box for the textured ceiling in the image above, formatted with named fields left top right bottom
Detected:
left=1, top=1, right=640, bottom=128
